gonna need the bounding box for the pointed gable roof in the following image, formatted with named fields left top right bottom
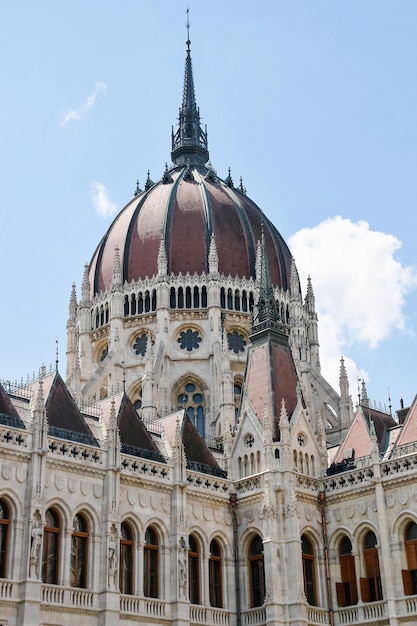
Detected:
left=117, top=394, right=166, bottom=463
left=0, top=382, right=26, bottom=429
left=45, top=372, right=98, bottom=446
left=394, top=395, right=417, bottom=448
left=158, top=410, right=226, bottom=477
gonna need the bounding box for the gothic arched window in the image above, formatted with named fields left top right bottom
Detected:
left=249, top=534, right=265, bottom=607
left=120, top=521, right=134, bottom=595
left=0, top=499, right=10, bottom=578
left=188, top=534, right=200, bottom=604
left=336, top=536, right=357, bottom=607
left=42, top=508, right=61, bottom=585
left=361, top=531, right=382, bottom=602
left=209, top=538, right=223, bottom=608
left=177, top=381, right=205, bottom=437
left=144, top=526, right=159, bottom=598
left=301, top=535, right=317, bottom=606
left=70, top=513, right=89, bottom=588
left=403, top=521, right=417, bottom=595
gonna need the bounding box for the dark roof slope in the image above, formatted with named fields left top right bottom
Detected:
left=46, top=373, right=98, bottom=446
left=0, top=382, right=26, bottom=429
left=182, top=413, right=226, bottom=477
left=118, top=394, right=166, bottom=462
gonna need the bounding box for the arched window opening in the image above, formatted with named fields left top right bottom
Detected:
left=186, top=286, right=192, bottom=308
left=177, top=381, right=205, bottom=437
left=234, top=289, right=241, bottom=311
left=100, top=305, right=104, bottom=326
left=336, top=536, right=358, bottom=607
left=234, top=382, right=242, bottom=420
left=201, top=286, right=207, bottom=308
left=188, top=535, right=200, bottom=604
left=70, top=513, right=89, bottom=588
left=0, top=499, right=10, bottom=578
left=42, top=508, right=60, bottom=585
left=120, top=522, right=134, bottom=595
left=249, top=534, right=265, bottom=607
left=137, top=292, right=144, bottom=314
left=403, top=521, right=417, bottom=595
left=301, top=535, right=317, bottom=606
left=151, top=289, right=156, bottom=311
left=193, top=286, right=200, bottom=308
left=124, top=295, right=129, bottom=316
left=105, top=303, right=109, bottom=324
left=361, top=531, right=382, bottom=602
left=249, top=292, right=255, bottom=312
left=144, top=526, right=159, bottom=598
left=95, top=308, right=99, bottom=329
left=209, top=539, right=223, bottom=608
left=170, top=287, right=176, bottom=309
left=220, top=287, right=226, bottom=309
left=242, top=290, right=248, bottom=312
left=144, top=290, right=150, bottom=313
left=131, top=294, right=137, bottom=316
left=133, top=387, right=143, bottom=411
left=178, top=287, right=184, bottom=309
left=227, top=288, right=233, bottom=310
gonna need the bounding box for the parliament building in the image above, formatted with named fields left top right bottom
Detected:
left=1, top=30, right=417, bottom=626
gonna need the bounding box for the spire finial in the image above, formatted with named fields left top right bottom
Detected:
left=186, top=5, right=191, bottom=51
left=171, top=16, right=209, bottom=167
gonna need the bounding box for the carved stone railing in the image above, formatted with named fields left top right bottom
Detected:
left=241, top=606, right=266, bottom=625
left=186, top=470, right=230, bottom=495
left=41, top=585, right=97, bottom=610
left=0, top=580, right=14, bottom=599
left=120, top=595, right=169, bottom=620
left=396, top=593, right=417, bottom=618
left=0, top=426, right=29, bottom=449
left=296, top=474, right=320, bottom=494
left=307, top=605, right=331, bottom=624
left=120, top=454, right=171, bottom=482
left=235, top=475, right=262, bottom=495
left=381, top=452, right=417, bottom=479
left=333, top=600, right=387, bottom=624
left=190, top=604, right=230, bottom=624
left=323, top=464, right=374, bottom=494
left=47, top=437, right=103, bottom=466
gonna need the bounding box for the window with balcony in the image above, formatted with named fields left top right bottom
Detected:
left=0, top=499, right=10, bottom=578
left=144, top=526, right=159, bottom=598
left=360, top=531, right=383, bottom=602
left=249, top=534, right=265, bottom=607
left=209, top=538, right=223, bottom=608
left=70, top=513, right=89, bottom=588
left=188, top=534, right=200, bottom=604
left=301, top=535, right=317, bottom=606
left=336, top=536, right=358, bottom=607
left=403, top=521, right=417, bottom=595
left=120, top=521, right=134, bottom=595
left=42, top=508, right=60, bottom=584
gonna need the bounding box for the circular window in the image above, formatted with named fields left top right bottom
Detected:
left=177, top=329, right=202, bottom=352
left=133, top=333, right=148, bottom=356
left=227, top=331, right=247, bottom=354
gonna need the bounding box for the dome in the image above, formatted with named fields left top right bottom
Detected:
left=89, top=166, right=293, bottom=296
left=89, top=39, right=293, bottom=297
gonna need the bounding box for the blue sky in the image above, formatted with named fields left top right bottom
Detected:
left=1, top=1, right=417, bottom=413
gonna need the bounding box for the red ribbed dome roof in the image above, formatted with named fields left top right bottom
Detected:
left=89, top=166, right=293, bottom=296
left=89, top=38, right=293, bottom=296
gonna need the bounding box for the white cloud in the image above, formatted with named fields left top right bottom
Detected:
left=60, top=82, right=107, bottom=126
left=288, top=216, right=417, bottom=389
left=90, top=182, right=118, bottom=218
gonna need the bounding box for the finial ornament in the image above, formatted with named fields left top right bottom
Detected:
left=186, top=5, right=191, bottom=49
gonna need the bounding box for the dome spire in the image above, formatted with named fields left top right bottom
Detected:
left=171, top=9, right=209, bottom=167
